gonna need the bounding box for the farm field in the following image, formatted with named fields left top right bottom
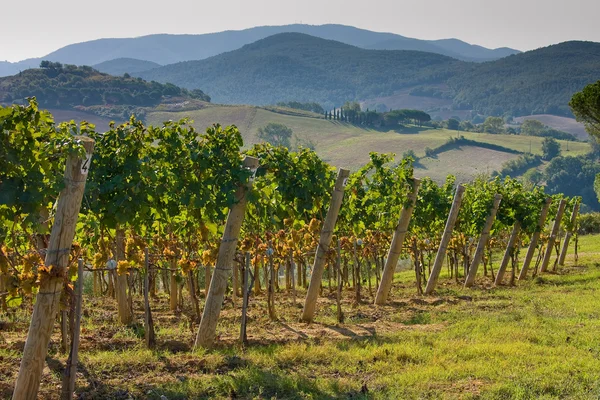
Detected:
left=147, top=105, right=590, bottom=177
left=415, top=146, right=520, bottom=183
left=514, top=115, right=589, bottom=140
left=2, top=235, right=599, bottom=400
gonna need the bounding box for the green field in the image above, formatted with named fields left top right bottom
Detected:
left=147, top=105, right=589, bottom=181
left=2, top=235, right=600, bottom=399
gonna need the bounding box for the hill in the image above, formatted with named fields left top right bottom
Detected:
left=514, top=114, right=589, bottom=140
left=138, top=35, right=600, bottom=117
left=145, top=104, right=589, bottom=181
left=93, top=58, right=162, bottom=76
left=0, top=24, right=520, bottom=77
left=0, top=63, right=210, bottom=111
left=448, top=41, right=600, bottom=117
left=138, top=33, right=463, bottom=107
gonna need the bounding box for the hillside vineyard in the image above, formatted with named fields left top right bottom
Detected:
left=1, top=101, right=583, bottom=398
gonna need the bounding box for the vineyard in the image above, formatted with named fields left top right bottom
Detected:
left=0, top=100, right=588, bottom=399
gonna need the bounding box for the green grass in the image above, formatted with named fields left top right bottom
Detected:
left=147, top=105, right=589, bottom=181
left=4, top=235, right=600, bottom=399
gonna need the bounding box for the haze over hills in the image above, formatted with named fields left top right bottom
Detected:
left=138, top=33, right=463, bottom=107
left=0, top=24, right=520, bottom=77
left=137, top=34, right=600, bottom=118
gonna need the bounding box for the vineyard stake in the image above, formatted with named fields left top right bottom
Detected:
left=143, top=247, right=155, bottom=349
left=539, top=199, right=567, bottom=273
left=558, top=201, right=580, bottom=266
left=115, top=228, right=132, bottom=324
left=13, top=137, right=94, bottom=400
left=61, top=259, right=84, bottom=400
left=494, top=222, right=521, bottom=285
left=240, top=253, right=251, bottom=345
left=518, top=198, right=552, bottom=280
left=464, top=194, right=502, bottom=288
left=425, top=184, right=465, bottom=295
left=194, top=156, right=259, bottom=349
left=301, top=168, right=350, bottom=323
left=375, top=178, right=420, bottom=305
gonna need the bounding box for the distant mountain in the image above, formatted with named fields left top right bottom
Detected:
left=0, top=24, right=520, bottom=78
left=449, top=41, right=600, bottom=116
left=138, top=33, right=463, bottom=107
left=93, top=58, right=162, bottom=76
left=138, top=35, right=600, bottom=118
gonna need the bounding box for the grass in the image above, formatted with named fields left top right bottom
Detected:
left=2, top=235, right=600, bottom=399
left=146, top=105, right=590, bottom=180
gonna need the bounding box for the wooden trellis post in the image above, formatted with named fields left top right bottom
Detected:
left=558, top=201, right=580, bottom=266
left=13, top=137, right=94, bottom=400
left=464, top=194, right=502, bottom=287
left=425, top=184, right=465, bottom=295
left=194, top=156, right=259, bottom=349
left=301, top=168, right=350, bottom=323
left=375, top=178, right=420, bottom=305
left=539, top=199, right=567, bottom=273
left=518, top=198, right=552, bottom=280
left=61, top=259, right=84, bottom=400
left=494, top=222, right=521, bottom=285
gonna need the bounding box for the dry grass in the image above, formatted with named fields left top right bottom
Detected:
left=2, top=235, right=600, bottom=399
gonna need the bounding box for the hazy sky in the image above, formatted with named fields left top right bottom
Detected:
left=3, top=0, right=599, bottom=62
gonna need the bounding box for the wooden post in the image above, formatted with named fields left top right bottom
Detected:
left=115, top=229, right=132, bottom=324
left=143, top=248, right=155, bottom=349
left=464, top=194, right=502, bottom=287
left=194, top=156, right=259, bottom=349
left=558, top=201, right=580, bottom=266
left=267, top=251, right=277, bottom=320
left=375, top=178, right=420, bottom=305
left=290, top=250, right=296, bottom=306
left=301, top=168, right=350, bottom=323
left=240, top=253, right=250, bottom=345
left=169, top=259, right=178, bottom=312
left=424, top=184, right=465, bottom=295
left=232, top=262, right=239, bottom=306
left=494, top=222, right=521, bottom=285
left=539, top=199, right=567, bottom=273
left=518, top=198, right=552, bottom=280
left=187, top=270, right=201, bottom=321
left=13, top=137, right=94, bottom=400
left=61, top=259, right=84, bottom=400
left=336, top=239, right=344, bottom=323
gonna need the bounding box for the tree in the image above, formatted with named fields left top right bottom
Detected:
left=257, top=123, right=293, bottom=148
left=482, top=117, right=504, bottom=134
left=545, top=155, right=600, bottom=210
left=447, top=118, right=460, bottom=130
left=520, top=119, right=545, bottom=136
left=541, top=137, right=561, bottom=160
left=570, top=81, right=600, bottom=139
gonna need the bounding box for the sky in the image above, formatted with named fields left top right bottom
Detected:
left=2, top=0, right=599, bottom=62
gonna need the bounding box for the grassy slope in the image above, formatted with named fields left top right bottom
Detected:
left=148, top=105, right=589, bottom=180
left=2, top=235, right=600, bottom=399
left=514, top=115, right=589, bottom=140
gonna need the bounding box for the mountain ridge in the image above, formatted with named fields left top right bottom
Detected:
left=0, top=23, right=520, bottom=77
left=137, top=34, right=600, bottom=118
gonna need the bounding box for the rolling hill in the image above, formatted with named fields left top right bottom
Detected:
left=448, top=41, right=600, bottom=117
left=138, top=34, right=600, bottom=118
left=0, top=24, right=520, bottom=77
left=145, top=104, right=590, bottom=181
left=138, top=33, right=463, bottom=107
left=0, top=63, right=210, bottom=117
